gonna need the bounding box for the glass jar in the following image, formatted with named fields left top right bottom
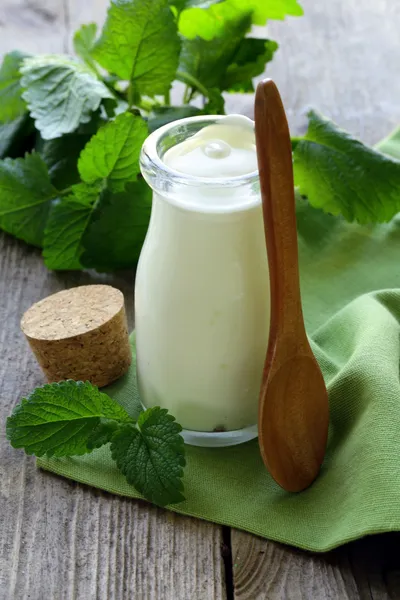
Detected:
left=136, top=116, right=270, bottom=447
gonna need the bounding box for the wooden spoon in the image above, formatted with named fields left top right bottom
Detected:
left=254, top=79, right=329, bottom=492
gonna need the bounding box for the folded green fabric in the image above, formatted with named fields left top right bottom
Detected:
left=38, top=206, right=400, bottom=552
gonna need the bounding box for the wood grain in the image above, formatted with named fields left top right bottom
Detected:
left=232, top=532, right=400, bottom=600
left=0, top=235, right=226, bottom=600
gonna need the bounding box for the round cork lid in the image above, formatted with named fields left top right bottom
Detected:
left=21, top=284, right=125, bottom=341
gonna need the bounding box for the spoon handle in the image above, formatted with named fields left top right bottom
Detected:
left=255, top=80, right=305, bottom=348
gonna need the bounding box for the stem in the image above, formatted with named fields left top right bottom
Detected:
left=128, top=83, right=141, bottom=109
left=58, top=186, right=73, bottom=198
left=176, top=70, right=210, bottom=99
left=164, top=89, right=171, bottom=105
left=182, top=85, right=190, bottom=104
left=127, top=83, right=134, bottom=108
left=88, top=60, right=102, bottom=80
left=103, top=81, right=126, bottom=103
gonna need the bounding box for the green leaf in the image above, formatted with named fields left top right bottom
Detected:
left=148, top=105, right=202, bottom=132
left=42, top=182, right=101, bottom=270
left=178, top=12, right=252, bottom=92
left=40, top=133, right=94, bottom=189
left=43, top=199, right=91, bottom=270
left=203, top=88, right=225, bottom=114
left=179, top=0, right=302, bottom=39
left=20, top=55, right=114, bottom=140
left=249, top=0, right=303, bottom=24
left=178, top=0, right=302, bottom=41
left=78, top=112, right=148, bottom=191
left=375, top=127, right=400, bottom=161
left=0, top=114, right=33, bottom=159
left=0, top=153, right=57, bottom=246
left=87, top=420, right=120, bottom=449
left=94, top=0, right=180, bottom=97
left=73, top=23, right=99, bottom=71
left=81, top=179, right=152, bottom=271
left=224, top=38, right=278, bottom=92
left=178, top=0, right=249, bottom=40
left=0, top=51, right=28, bottom=122
left=110, top=407, right=186, bottom=506
left=6, top=380, right=133, bottom=457
left=293, top=111, right=400, bottom=224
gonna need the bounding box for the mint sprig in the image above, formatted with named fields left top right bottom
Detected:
left=0, top=0, right=399, bottom=271
left=111, top=408, right=186, bottom=506
left=6, top=380, right=186, bottom=507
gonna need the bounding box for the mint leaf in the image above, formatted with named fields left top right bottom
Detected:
left=43, top=199, right=91, bottom=270
left=42, top=183, right=101, bottom=270
left=249, top=0, right=303, bottom=24
left=111, top=407, right=186, bottom=506
left=0, top=51, right=28, bottom=122
left=81, top=179, right=152, bottom=270
left=20, top=55, right=113, bottom=139
left=40, top=133, right=94, bottom=189
left=375, top=127, right=400, bottom=161
left=178, top=1, right=250, bottom=40
left=179, top=12, right=252, bottom=92
left=73, top=23, right=98, bottom=71
left=78, top=112, right=148, bottom=191
left=0, top=153, right=57, bottom=246
left=203, top=88, right=225, bottom=114
left=224, top=38, right=278, bottom=92
left=94, top=0, right=180, bottom=97
left=293, top=111, right=400, bottom=223
left=87, top=420, right=120, bottom=449
left=148, top=105, right=202, bottom=132
left=179, top=0, right=302, bottom=39
left=0, top=115, right=32, bottom=159
left=45, top=176, right=151, bottom=272
left=6, top=380, right=133, bottom=457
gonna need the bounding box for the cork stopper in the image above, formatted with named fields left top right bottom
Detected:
left=21, top=285, right=132, bottom=388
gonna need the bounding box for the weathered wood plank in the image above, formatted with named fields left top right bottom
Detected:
left=231, top=532, right=400, bottom=600
left=0, top=234, right=226, bottom=600
left=231, top=0, right=400, bottom=598
left=0, top=1, right=68, bottom=55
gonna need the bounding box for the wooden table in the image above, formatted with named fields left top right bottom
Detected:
left=1, top=1, right=400, bottom=598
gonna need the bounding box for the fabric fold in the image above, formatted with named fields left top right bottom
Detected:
left=38, top=205, right=400, bottom=551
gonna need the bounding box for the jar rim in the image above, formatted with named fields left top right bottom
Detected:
left=140, top=115, right=259, bottom=189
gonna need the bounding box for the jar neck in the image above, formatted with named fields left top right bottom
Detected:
left=140, top=115, right=260, bottom=214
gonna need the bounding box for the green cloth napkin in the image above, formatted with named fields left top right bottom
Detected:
left=37, top=205, right=400, bottom=552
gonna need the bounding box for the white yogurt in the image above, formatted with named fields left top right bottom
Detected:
left=136, top=116, right=270, bottom=435
left=163, top=115, right=257, bottom=180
